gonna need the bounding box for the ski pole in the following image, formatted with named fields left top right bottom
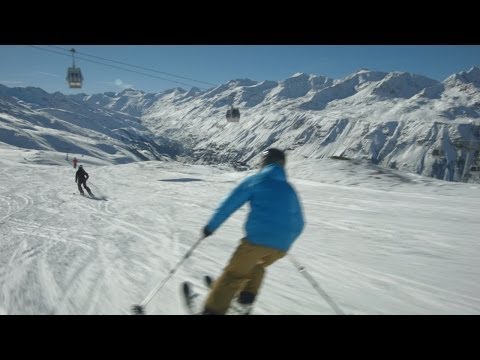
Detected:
left=288, top=254, right=346, bottom=315
left=132, top=235, right=206, bottom=315
left=87, top=181, right=102, bottom=193
left=87, top=182, right=107, bottom=198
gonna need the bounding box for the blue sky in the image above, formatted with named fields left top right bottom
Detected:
left=0, top=45, right=479, bottom=95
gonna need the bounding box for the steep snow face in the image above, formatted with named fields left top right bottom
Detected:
left=0, top=84, right=56, bottom=108
left=1, top=67, right=480, bottom=182
left=0, top=87, right=174, bottom=164
left=300, top=70, right=388, bottom=110
left=371, top=72, right=439, bottom=99
left=80, top=88, right=183, bottom=117
left=276, top=73, right=316, bottom=99
left=237, top=80, right=279, bottom=108
left=444, top=66, right=480, bottom=89
left=264, top=74, right=334, bottom=104
left=310, top=74, right=334, bottom=90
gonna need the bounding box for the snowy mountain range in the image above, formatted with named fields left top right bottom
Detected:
left=1, top=67, right=480, bottom=182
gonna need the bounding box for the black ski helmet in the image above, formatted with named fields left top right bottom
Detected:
left=260, top=148, right=286, bottom=168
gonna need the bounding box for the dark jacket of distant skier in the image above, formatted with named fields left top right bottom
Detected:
left=205, top=162, right=304, bottom=252
left=75, top=165, right=92, bottom=196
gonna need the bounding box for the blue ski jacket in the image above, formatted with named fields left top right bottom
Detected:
left=206, top=164, right=304, bottom=252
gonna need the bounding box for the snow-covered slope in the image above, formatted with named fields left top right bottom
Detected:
left=1, top=147, right=479, bottom=315
left=0, top=84, right=172, bottom=163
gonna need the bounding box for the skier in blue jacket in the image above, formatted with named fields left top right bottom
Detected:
left=201, top=148, right=305, bottom=315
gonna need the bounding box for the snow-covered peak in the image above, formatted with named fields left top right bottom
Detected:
left=201, top=83, right=230, bottom=99
left=253, top=80, right=279, bottom=89
left=310, top=74, right=334, bottom=90
left=444, top=66, right=480, bottom=88
left=227, top=79, right=258, bottom=88
left=467, top=66, right=480, bottom=81
left=285, top=72, right=309, bottom=81
left=185, top=86, right=201, bottom=95
left=117, top=88, right=144, bottom=97
left=300, top=70, right=387, bottom=110
left=337, top=69, right=388, bottom=86
left=236, top=80, right=279, bottom=107
left=159, top=87, right=187, bottom=96
left=274, top=73, right=317, bottom=99
left=0, top=84, right=51, bottom=105
left=291, top=72, right=306, bottom=77
left=371, top=72, right=439, bottom=99
left=357, top=67, right=371, bottom=73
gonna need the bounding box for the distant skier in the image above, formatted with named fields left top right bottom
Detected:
left=200, top=148, right=305, bottom=315
left=73, top=157, right=78, bottom=169
left=75, top=165, right=93, bottom=197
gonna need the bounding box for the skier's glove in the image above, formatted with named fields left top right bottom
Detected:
left=203, top=226, right=213, bottom=238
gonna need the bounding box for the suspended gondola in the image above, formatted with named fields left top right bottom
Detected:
left=226, top=106, right=240, bottom=122
left=66, top=48, right=83, bottom=89
left=226, top=93, right=240, bottom=122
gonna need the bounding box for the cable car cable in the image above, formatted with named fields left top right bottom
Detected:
left=30, top=45, right=210, bottom=90
left=48, top=45, right=217, bottom=87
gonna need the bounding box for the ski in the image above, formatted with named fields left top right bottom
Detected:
left=181, top=281, right=201, bottom=315
left=73, top=193, right=107, bottom=201
left=204, top=275, right=213, bottom=288
left=89, top=195, right=108, bottom=201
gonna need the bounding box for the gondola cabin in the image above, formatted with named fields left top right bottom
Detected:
left=67, top=66, right=83, bottom=88
left=226, top=107, right=240, bottom=123
left=66, top=48, right=83, bottom=89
